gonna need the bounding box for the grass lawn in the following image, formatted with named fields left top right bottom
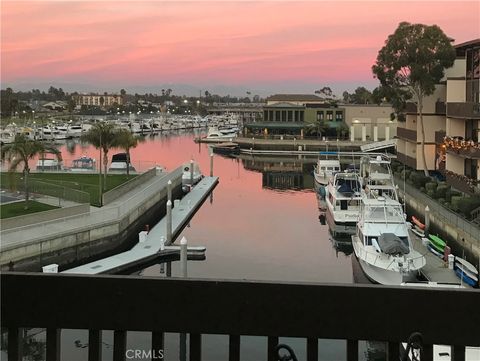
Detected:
left=0, top=200, right=59, bottom=219
left=1, top=173, right=137, bottom=206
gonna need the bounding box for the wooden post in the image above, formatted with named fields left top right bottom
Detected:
left=7, top=327, right=23, bottom=361
left=46, top=328, right=61, bottom=361
left=190, top=159, right=194, bottom=186
left=113, top=330, right=126, bottom=361
left=88, top=330, right=102, bottom=361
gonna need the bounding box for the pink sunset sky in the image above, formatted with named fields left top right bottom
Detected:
left=1, top=1, right=479, bottom=95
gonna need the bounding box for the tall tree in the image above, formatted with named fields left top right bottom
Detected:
left=372, top=22, right=455, bottom=176
left=304, top=119, right=328, bottom=139
left=113, top=129, right=138, bottom=176
left=81, top=123, right=118, bottom=191
left=1, top=134, right=60, bottom=209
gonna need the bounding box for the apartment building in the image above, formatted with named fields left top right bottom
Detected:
left=396, top=38, right=480, bottom=194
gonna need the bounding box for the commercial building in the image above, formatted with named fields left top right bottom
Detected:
left=74, top=94, right=124, bottom=107
left=343, top=104, right=396, bottom=141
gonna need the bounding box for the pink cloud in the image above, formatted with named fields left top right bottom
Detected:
left=2, top=1, right=478, bottom=88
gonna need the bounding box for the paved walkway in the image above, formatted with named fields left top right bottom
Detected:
left=0, top=167, right=182, bottom=250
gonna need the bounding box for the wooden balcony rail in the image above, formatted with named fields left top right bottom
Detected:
left=2, top=272, right=480, bottom=361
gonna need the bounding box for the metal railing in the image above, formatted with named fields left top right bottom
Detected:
left=395, top=176, right=480, bottom=243
left=0, top=167, right=183, bottom=250
left=1, top=272, right=479, bottom=361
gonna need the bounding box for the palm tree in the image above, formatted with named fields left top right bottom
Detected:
left=304, top=120, right=328, bottom=139
left=113, top=128, right=138, bottom=176
left=81, top=122, right=117, bottom=191
left=1, top=134, right=60, bottom=209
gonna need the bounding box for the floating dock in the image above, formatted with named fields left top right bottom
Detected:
left=63, top=176, right=218, bottom=275
left=410, top=230, right=468, bottom=286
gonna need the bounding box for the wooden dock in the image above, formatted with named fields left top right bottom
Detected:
left=410, top=230, right=467, bottom=286
left=63, top=176, right=218, bottom=275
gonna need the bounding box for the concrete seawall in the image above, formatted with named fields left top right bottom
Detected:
left=1, top=203, right=90, bottom=230
left=0, top=167, right=184, bottom=271
left=397, top=177, right=480, bottom=261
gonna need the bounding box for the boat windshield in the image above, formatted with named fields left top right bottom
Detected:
left=363, top=204, right=404, bottom=223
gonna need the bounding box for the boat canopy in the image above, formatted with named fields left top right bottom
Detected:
left=378, top=233, right=409, bottom=255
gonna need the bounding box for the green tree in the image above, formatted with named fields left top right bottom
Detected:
left=1, top=134, right=60, bottom=209
left=304, top=119, right=328, bottom=139
left=351, top=87, right=373, bottom=104
left=81, top=123, right=118, bottom=191
left=113, top=128, right=138, bottom=176
left=372, top=22, right=455, bottom=176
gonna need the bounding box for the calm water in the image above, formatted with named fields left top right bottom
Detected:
left=17, top=131, right=387, bottom=361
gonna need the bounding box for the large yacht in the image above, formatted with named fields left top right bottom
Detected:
left=352, top=155, right=425, bottom=285
left=325, top=171, right=362, bottom=226
left=313, top=159, right=341, bottom=185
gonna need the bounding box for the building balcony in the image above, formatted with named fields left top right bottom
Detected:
left=397, top=152, right=417, bottom=169
left=396, top=127, right=417, bottom=142
left=405, top=102, right=417, bottom=114
left=435, top=101, right=446, bottom=115
left=447, top=102, right=480, bottom=119
left=2, top=272, right=479, bottom=361
left=444, top=136, right=480, bottom=159
left=445, top=170, right=477, bottom=195
left=435, top=130, right=446, bottom=144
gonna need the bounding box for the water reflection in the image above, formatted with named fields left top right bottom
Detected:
left=30, top=131, right=389, bottom=361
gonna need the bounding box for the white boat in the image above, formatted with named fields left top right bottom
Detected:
left=108, top=153, right=136, bottom=173
left=36, top=158, right=63, bottom=171
left=182, top=161, right=203, bottom=190
left=70, top=156, right=96, bottom=172
left=68, top=124, right=85, bottom=138
left=0, top=130, right=15, bottom=144
left=352, top=196, right=426, bottom=285
left=205, top=126, right=237, bottom=140
left=313, top=159, right=340, bottom=185
left=360, top=155, right=399, bottom=200
left=325, top=171, right=362, bottom=225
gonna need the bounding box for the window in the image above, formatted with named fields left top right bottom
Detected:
left=335, top=112, right=343, bottom=121
left=326, top=111, right=333, bottom=121
left=317, top=111, right=324, bottom=121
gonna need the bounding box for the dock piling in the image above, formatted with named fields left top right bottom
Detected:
left=166, top=200, right=172, bottom=245
left=180, top=236, right=188, bottom=278
left=190, top=159, right=194, bottom=186
left=425, top=206, right=430, bottom=237
left=210, top=153, right=214, bottom=177
left=167, top=180, right=172, bottom=202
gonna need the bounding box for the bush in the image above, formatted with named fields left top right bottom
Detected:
left=435, top=185, right=450, bottom=199
left=425, top=182, right=437, bottom=192
left=409, top=171, right=430, bottom=188
left=451, top=195, right=463, bottom=211
left=456, top=197, right=480, bottom=219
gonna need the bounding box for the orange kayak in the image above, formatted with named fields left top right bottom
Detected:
left=412, top=215, right=425, bottom=230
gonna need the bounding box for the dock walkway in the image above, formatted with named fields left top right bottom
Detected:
left=63, top=176, right=218, bottom=274
left=410, top=230, right=465, bottom=285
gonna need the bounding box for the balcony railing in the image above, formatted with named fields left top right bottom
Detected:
left=435, top=131, right=446, bottom=144
left=445, top=171, right=477, bottom=195
left=435, top=101, right=446, bottom=115
left=396, top=152, right=417, bottom=169
left=405, top=102, right=417, bottom=114
left=447, top=102, right=480, bottom=119
left=3, top=272, right=479, bottom=361
left=396, top=127, right=417, bottom=142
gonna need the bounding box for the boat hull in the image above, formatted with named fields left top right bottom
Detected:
left=357, top=258, right=417, bottom=285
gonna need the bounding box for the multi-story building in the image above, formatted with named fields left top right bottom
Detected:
left=343, top=104, right=396, bottom=141
left=245, top=94, right=345, bottom=136
left=74, top=94, right=124, bottom=107
left=396, top=38, right=480, bottom=194
left=443, top=39, right=480, bottom=194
